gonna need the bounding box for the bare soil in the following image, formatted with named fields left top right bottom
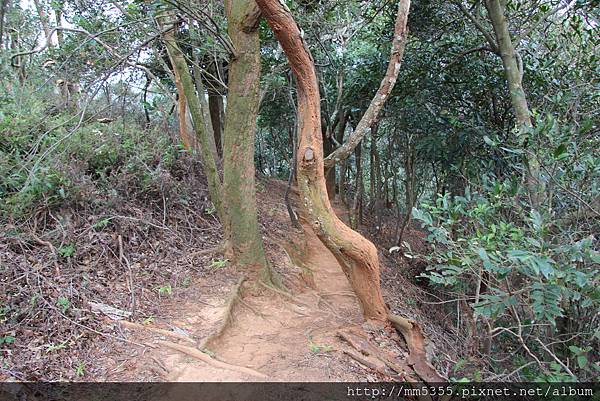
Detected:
left=1, top=171, right=459, bottom=382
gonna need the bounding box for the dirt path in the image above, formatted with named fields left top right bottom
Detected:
left=107, top=208, right=378, bottom=382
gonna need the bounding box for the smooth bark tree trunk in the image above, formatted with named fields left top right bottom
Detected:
left=323, top=0, right=410, bottom=169
left=485, top=0, right=544, bottom=210
left=256, top=0, right=389, bottom=321
left=222, top=0, right=269, bottom=270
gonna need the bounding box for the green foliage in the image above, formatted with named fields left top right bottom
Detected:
left=307, top=335, right=333, bottom=353
left=58, top=244, right=76, bottom=258
left=56, top=297, right=70, bottom=314
left=413, top=176, right=599, bottom=379
left=156, top=284, right=172, bottom=296
left=74, top=361, right=86, bottom=377
left=209, top=258, right=228, bottom=269
left=0, top=335, right=16, bottom=345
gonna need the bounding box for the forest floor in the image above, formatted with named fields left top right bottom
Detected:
left=90, top=181, right=457, bottom=382
left=1, top=162, right=463, bottom=382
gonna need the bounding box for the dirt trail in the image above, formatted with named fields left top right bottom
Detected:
left=100, top=200, right=443, bottom=385
left=111, top=206, right=376, bottom=382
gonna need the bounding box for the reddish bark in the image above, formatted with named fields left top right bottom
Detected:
left=255, top=0, right=389, bottom=321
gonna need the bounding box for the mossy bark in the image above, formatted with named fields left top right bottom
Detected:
left=222, top=0, right=268, bottom=270
left=159, top=17, right=224, bottom=223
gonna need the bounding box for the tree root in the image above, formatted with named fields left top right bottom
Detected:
left=120, top=320, right=195, bottom=344
left=198, top=276, right=246, bottom=350
left=342, top=349, right=398, bottom=379
left=158, top=340, right=268, bottom=379
left=338, top=329, right=415, bottom=381
left=187, top=243, right=225, bottom=259
left=388, top=313, right=445, bottom=383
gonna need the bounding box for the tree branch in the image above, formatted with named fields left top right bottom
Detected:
left=324, top=0, right=411, bottom=169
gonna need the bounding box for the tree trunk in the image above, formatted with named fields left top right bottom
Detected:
left=323, top=128, right=336, bottom=200
left=323, top=0, right=410, bottom=169
left=161, top=21, right=196, bottom=151
left=350, top=143, right=363, bottom=229
left=0, top=0, right=10, bottom=46
left=396, top=136, right=416, bottom=245
left=256, top=0, right=389, bottom=321
left=484, top=0, right=544, bottom=210
left=222, top=0, right=268, bottom=270
left=54, top=5, right=63, bottom=46
left=159, top=15, right=224, bottom=222
left=32, top=0, right=54, bottom=49
left=208, top=90, right=224, bottom=158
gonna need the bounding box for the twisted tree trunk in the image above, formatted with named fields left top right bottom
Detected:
left=255, top=0, right=389, bottom=321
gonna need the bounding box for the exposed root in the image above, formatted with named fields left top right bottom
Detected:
left=388, top=313, right=445, bottom=383
left=238, top=297, right=265, bottom=318
left=342, top=349, right=395, bottom=378
left=198, top=276, right=246, bottom=350
left=157, top=340, right=268, bottom=379
left=320, top=291, right=357, bottom=299
left=338, top=329, right=415, bottom=381
left=120, top=321, right=195, bottom=344
left=258, top=279, right=293, bottom=298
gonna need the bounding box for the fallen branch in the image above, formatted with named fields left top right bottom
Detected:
left=389, top=314, right=445, bottom=383
left=120, top=320, right=195, bottom=344
left=338, top=329, right=415, bottom=378
left=342, top=349, right=398, bottom=379
left=158, top=340, right=268, bottom=379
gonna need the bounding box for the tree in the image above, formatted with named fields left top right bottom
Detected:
left=221, top=0, right=268, bottom=270
left=323, top=0, right=410, bottom=176
left=158, top=3, right=269, bottom=273
left=456, top=0, right=546, bottom=210
left=254, top=0, right=411, bottom=322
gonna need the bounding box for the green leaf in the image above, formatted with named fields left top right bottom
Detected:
left=530, top=210, right=543, bottom=232
left=553, top=143, right=568, bottom=160
left=412, top=207, right=433, bottom=226
left=577, top=355, right=588, bottom=369
left=483, top=135, right=496, bottom=146
left=0, top=336, right=15, bottom=344
left=532, top=256, right=554, bottom=279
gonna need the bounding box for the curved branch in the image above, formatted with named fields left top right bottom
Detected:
left=454, top=0, right=499, bottom=54
left=323, top=0, right=410, bottom=169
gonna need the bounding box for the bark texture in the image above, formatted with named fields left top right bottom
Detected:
left=323, top=0, right=410, bottom=169
left=222, top=0, right=268, bottom=269
left=159, top=17, right=224, bottom=222
left=255, top=0, right=388, bottom=321
left=484, top=0, right=544, bottom=210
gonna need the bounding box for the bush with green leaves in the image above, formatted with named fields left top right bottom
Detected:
left=413, top=177, right=599, bottom=380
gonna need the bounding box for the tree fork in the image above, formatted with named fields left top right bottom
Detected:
left=323, top=0, right=410, bottom=170
left=255, top=0, right=391, bottom=322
